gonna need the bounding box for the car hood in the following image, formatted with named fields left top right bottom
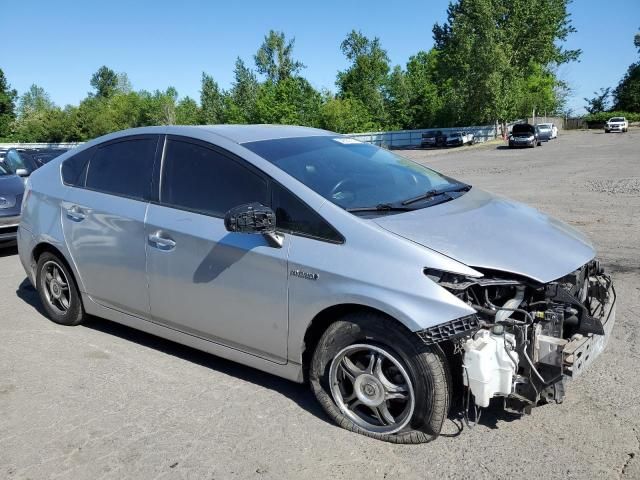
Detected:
left=0, top=174, right=24, bottom=196
left=373, top=188, right=595, bottom=283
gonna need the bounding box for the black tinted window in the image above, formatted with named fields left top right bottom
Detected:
left=86, top=137, right=157, bottom=200
left=161, top=139, right=267, bottom=217
left=272, top=183, right=343, bottom=243
left=62, top=147, right=95, bottom=187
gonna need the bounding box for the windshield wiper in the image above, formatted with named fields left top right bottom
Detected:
left=401, top=184, right=471, bottom=206
left=346, top=203, right=413, bottom=213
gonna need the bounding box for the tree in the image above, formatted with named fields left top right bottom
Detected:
left=175, top=96, right=200, bottom=125
left=320, top=96, right=379, bottom=133
left=0, top=68, right=17, bottom=138
left=90, top=66, right=119, bottom=98
left=404, top=50, right=442, bottom=128
left=584, top=87, right=611, bottom=114
left=18, top=84, right=55, bottom=117
left=432, top=0, right=580, bottom=126
left=612, top=32, right=640, bottom=112
left=254, top=77, right=322, bottom=127
left=384, top=66, right=411, bottom=130
left=336, top=30, right=390, bottom=126
left=225, top=58, right=260, bottom=123
left=200, top=73, right=225, bottom=124
left=254, top=30, right=305, bottom=83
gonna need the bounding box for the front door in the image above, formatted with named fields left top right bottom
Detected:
left=145, top=137, right=289, bottom=362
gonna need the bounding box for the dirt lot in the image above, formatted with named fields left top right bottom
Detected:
left=1, top=130, right=639, bottom=479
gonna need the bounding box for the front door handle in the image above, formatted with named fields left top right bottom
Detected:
left=65, top=205, right=86, bottom=222
left=148, top=232, right=176, bottom=251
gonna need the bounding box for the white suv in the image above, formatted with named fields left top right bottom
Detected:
left=605, top=117, right=628, bottom=133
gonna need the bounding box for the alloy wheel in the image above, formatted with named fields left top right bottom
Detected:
left=41, top=260, right=71, bottom=315
left=329, top=344, right=415, bottom=434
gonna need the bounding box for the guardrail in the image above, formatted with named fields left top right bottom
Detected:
left=0, top=142, right=83, bottom=150
left=346, top=125, right=500, bottom=149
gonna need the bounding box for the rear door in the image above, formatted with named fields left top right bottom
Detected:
left=145, top=136, right=290, bottom=362
left=61, top=135, right=160, bottom=318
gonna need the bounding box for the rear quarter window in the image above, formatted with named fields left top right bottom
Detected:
left=62, top=147, right=96, bottom=187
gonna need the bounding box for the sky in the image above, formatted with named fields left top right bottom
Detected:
left=2, top=0, right=639, bottom=115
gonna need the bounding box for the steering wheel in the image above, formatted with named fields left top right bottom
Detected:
left=329, top=178, right=359, bottom=199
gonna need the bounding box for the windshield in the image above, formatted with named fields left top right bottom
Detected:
left=4, top=150, right=28, bottom=172
left=0, top=163, right=12, bottom=176
left=244, top=136, right=467, bottom=210
left=610, top=117, right=625, bottom=122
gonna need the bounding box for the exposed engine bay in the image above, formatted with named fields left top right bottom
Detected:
left=419, top=260, right=616, bottom=415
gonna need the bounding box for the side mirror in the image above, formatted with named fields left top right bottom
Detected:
left=15, top=168, right=29, bottom=177
left=224, top=202, right=276, bottom=234
left=224, top=203, right=283, bottom=248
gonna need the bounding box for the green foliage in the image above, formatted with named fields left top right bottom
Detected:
left=175, top=96, right=200, bottom=125
left=612, top=62, right=640, bottom=112
left=583, top=111, right=640, bottom=123
left=337, top=30, right=390, bottom=126
left=432, top=0, right=579, bottom=125
left=1, top=12, right=583, bottom=142
left=254, top=77, right=322, bottom=126
left=584, top=87, right=611, bottom=114
left=200, top=73, right=225, bottom=124
left=90, top=66, right=119, bottom=98
left=319, top=96, right=379, bottom=133
left=254, top=30, right=305, bottom=83
left=0, top=68, right=17, bottom=138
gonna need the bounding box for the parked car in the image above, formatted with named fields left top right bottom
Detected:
left=604, top=117, right=628, bottom=133
left=537, top=122, right=558, bottom=139
left=446, top=131, right=474, bottom=147
left=420, top=130, right=447, bottom=148
left=509, top=123, right=542, bottom=148
left=0, top=162, right=24, bottom=247
left=18, top=125, right=615, bottom=443
left=1, top=149, right=36, bottom=179
left=1, top=148, right=68, bottom=178
left=535, top=124, right=553, bottom=142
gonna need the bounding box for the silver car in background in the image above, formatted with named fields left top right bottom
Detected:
left=18, top=125, right=616, bottom=443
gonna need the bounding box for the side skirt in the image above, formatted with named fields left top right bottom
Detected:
left=82, top=294, right=304, bottom=383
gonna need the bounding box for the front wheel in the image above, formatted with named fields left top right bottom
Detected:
left=310, top=312, right=450, bottom=444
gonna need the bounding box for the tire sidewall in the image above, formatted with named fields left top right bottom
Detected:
left=310, top=314, right=448, bottom=443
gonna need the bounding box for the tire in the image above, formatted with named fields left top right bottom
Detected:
left=310, top=312, right=450, bottom=444
left=36, top=252, right=85, bottom=326
left=537, top=141, right=542, bottom=146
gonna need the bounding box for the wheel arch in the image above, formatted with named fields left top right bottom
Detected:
left=31, top=242, right=84, bottom=293
left=301, top=303, right=415, bottom=383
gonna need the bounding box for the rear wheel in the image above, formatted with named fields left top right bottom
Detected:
left=36, top=252, right=85, bottom=326
left=310, top=312, right=450, bottom=444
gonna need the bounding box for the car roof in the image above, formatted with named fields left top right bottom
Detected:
left=97, top=124, right=332, bottom=145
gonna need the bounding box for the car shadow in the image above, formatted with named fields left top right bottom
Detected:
left=15, top=277, right=330, bottom=426
left=495, top=145, right=512, bottom=150
left=16, top=276, right=529, bottom=437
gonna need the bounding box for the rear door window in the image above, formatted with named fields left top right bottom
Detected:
left=160, top=138, right=268, bottom=217
left=85, top=136, right=158, bottom=200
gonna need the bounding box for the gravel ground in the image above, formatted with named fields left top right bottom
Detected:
left=1, top=129, right=639, bottom=479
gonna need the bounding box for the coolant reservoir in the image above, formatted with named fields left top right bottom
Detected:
left=463, top=329, right=519, bottom=408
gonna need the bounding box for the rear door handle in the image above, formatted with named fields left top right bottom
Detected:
left=65, top=205, right=86, bottom=222
left=148, top=231, right=176, bottom=251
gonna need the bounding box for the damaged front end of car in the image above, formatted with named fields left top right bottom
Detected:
left=418, top=260, right=616, bottom=415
